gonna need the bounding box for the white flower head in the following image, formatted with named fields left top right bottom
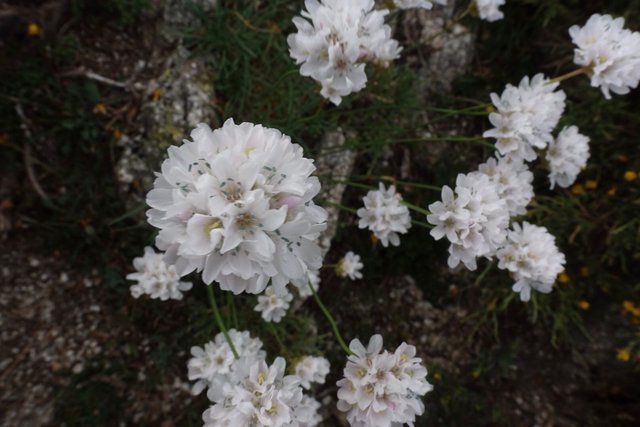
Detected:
left=427, top=172, right=509, bottom=270
left=294, top=356, right=331, bottom=389
left=337, top=335, right=433, bottom=427
left=546, top=126, right=590, bottom=189
left=254, top=285, right=293, bottom=323
left=475, top=0, right=505, bottom=22
left=496, top=222, right=566, bottom=302
left=392, top=0, right=446, bottom=10
left=126, top=246, right=192, bottom=301
left=477, top=155, right=534, bottom=216
left=336, top=251, right=364, bottom=280
left=483, top=74, right=566, bottom=162
left=357, top=183, right=412, bottom=247
left=569, top=14, right=640, bottom=99
left=146, top=119, right=328, bottom=295
left=187, top=329, right=266, bottom=397
left=203, top=356, right=321, bottom=427
left=291, top=268, right=321, bottom=298
left=287, top=0, right=402, bottom=105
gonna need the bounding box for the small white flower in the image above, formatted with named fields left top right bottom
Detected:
left=483, top=74, right=566, bottom=162
left=336, top=335, right=432, bottom=427
left=392, top=0, right=446, bottom=10
left=146, top=119, right=327, bottom=296
left=477, top=155, right=534, bottom=216
left=357, top=183, right=412, bottom=247
left=546, top=126, right=590, bottom=189
left=336, top=251, right=364, bottom=280
left=475, top=0, right=505, bottom=22
left=254, top=285, right=293, bottom=323
left=294, top=356, right=331, bottom=389
left=496, top=222, right=566, bottom=302
left=287, top=0, right=401, bottom=105
left=126, top=246, right=192, bottom=301
left=569, top=14, right=640, bottom=99
left=291, top=268, right=321, bottom=298
left=427, top=172, right=509, bottom=270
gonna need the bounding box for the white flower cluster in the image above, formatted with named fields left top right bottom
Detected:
left=484, top=74, right=566, bottom=162
left=336, top=251, right=364, bottom=280
left=392, top=0, right=446, bottom=10
left=570, top=14, right=640, bottom=99
left=127, top=246, right=192, bottom=301
left=475, top=0, right=505, bottom=22
left=477, top=156, right=534, bottom=216
left=357, top=183, right=412, bottom=247
left=337, top=335, right=432, bottom=427
left=254, top=285, right=293, bottom=323
left=287, top=0, right=401, bottom=105
left=427, top=171, right=509, bottom=270
left=497, top=222, right=566, bottom=301
left=203, top=357, right=322, bottom=426
left=189, top=330, right=322, bottom=426
left=546, top=126, right=591, bottom=189
left=291, top=268, right=321, bottom=298
left=294, top=356, right=331, bottom=389
left=146, top=119, right=327, bottom=296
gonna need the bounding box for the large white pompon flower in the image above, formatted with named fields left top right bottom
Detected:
left=392, top=0, right=446, bottom=10
left=203, top=357, right=320, bottom=427
left=475, top=0, right=505, bottom=22
left=287, top=0, right=401, bottom=105
left=357, top=183, right=412, bottom=247
left=427, top=172, right=509, bottom=270
left=569, top=14, right=640, bottom=99
left=496, top=222, right=566, bottom=302
left=546, top=126, right=591, bottom=189
left=477, top=155, right=534, bottom=216
left=146, top=119, right=327, bottom=295
left=483, top=74, right=566, bottom=161
left=187, top=329, right=265, bottom=396
left=336, top=251, right=364, bottom=280
left=336, top=335, right=432, bottom=427
left=294, top=356, right=331, bottom=389
left=127, top=246, right=192, bottom=301
left=254, top=285, right=293, bottom=323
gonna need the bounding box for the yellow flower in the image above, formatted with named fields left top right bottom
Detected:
left=152, top=88, right=162, bottom=101
left=27, top=22, right=40, bottom=37
left=580, top=267, right=590, bottom=277
left=623, top=300, right=635, bottom=313
left=112, top=128, right=123, bottom=140
left=607, top=187, right=617, bottom=197
left=571, top=184, right=585, bottom=195
left=623, top=170, right=638, bottom=182
left=633, top=307, right=640, bottom=318
left=370, top=233, right=379, bottom=245
left=433, top=372, right=441, bottom=381
left=93, top=103, right=107, bottom=114
left=471, top=369, right=481, bottom=378
left=558, top=272, right=570, bottom=284
left=616, top=348, right=631, bottom=362
left=585, top=180, right=598, bottom=190
left=577, top=300, right=590, bottom=310
left=616, top=154, right=629, bottom=163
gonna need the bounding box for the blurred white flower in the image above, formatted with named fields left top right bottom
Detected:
left=337, top=335, right=432, bottom=427
left=336, top=251, right=364, bottom=280
left=291, top=268, right=321, bottom=298
left=254, top=285, right=293, bottom=323
left=294, top=356, right=331, bottom=389
left=287, top=0, right=401, bottom=105
left=146, top=119, right=327, bottom=295
left=569, top=14, right=640, bottom=98
left=187, top=329, right=265, bottom=397
left=496, top=222, right=566, bottom=302
left=357, top=183, right=412, bottom=247
left=427, top=172, right=509, bottom=270
left=127, top=246, right=192, bottom=301
left=475, top=0, right=505, bottom=22
left=483, top=74, right=566, bottom=161
left=546, top=126, right=590, bottom=189
left=393, top=0, right=446, bottom=10
left=477, top=155, right=534, bottom=216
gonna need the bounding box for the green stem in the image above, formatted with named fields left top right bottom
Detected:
left=473, top=260, right=495, bottom=287
left=412, top=219, right=434, bottom=229
left=226, top=291, right=238, bottom=329
left=402, top=200, right=431, bottom=216
left=309, top=282, right=354, bottom=356
left=267, top=323, right=288, bottom=355
left=206, top=285, right=239, bottom=359
left=547, top=66, right=591, bottom=84
left=323, top=200, right=358, bottom=214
